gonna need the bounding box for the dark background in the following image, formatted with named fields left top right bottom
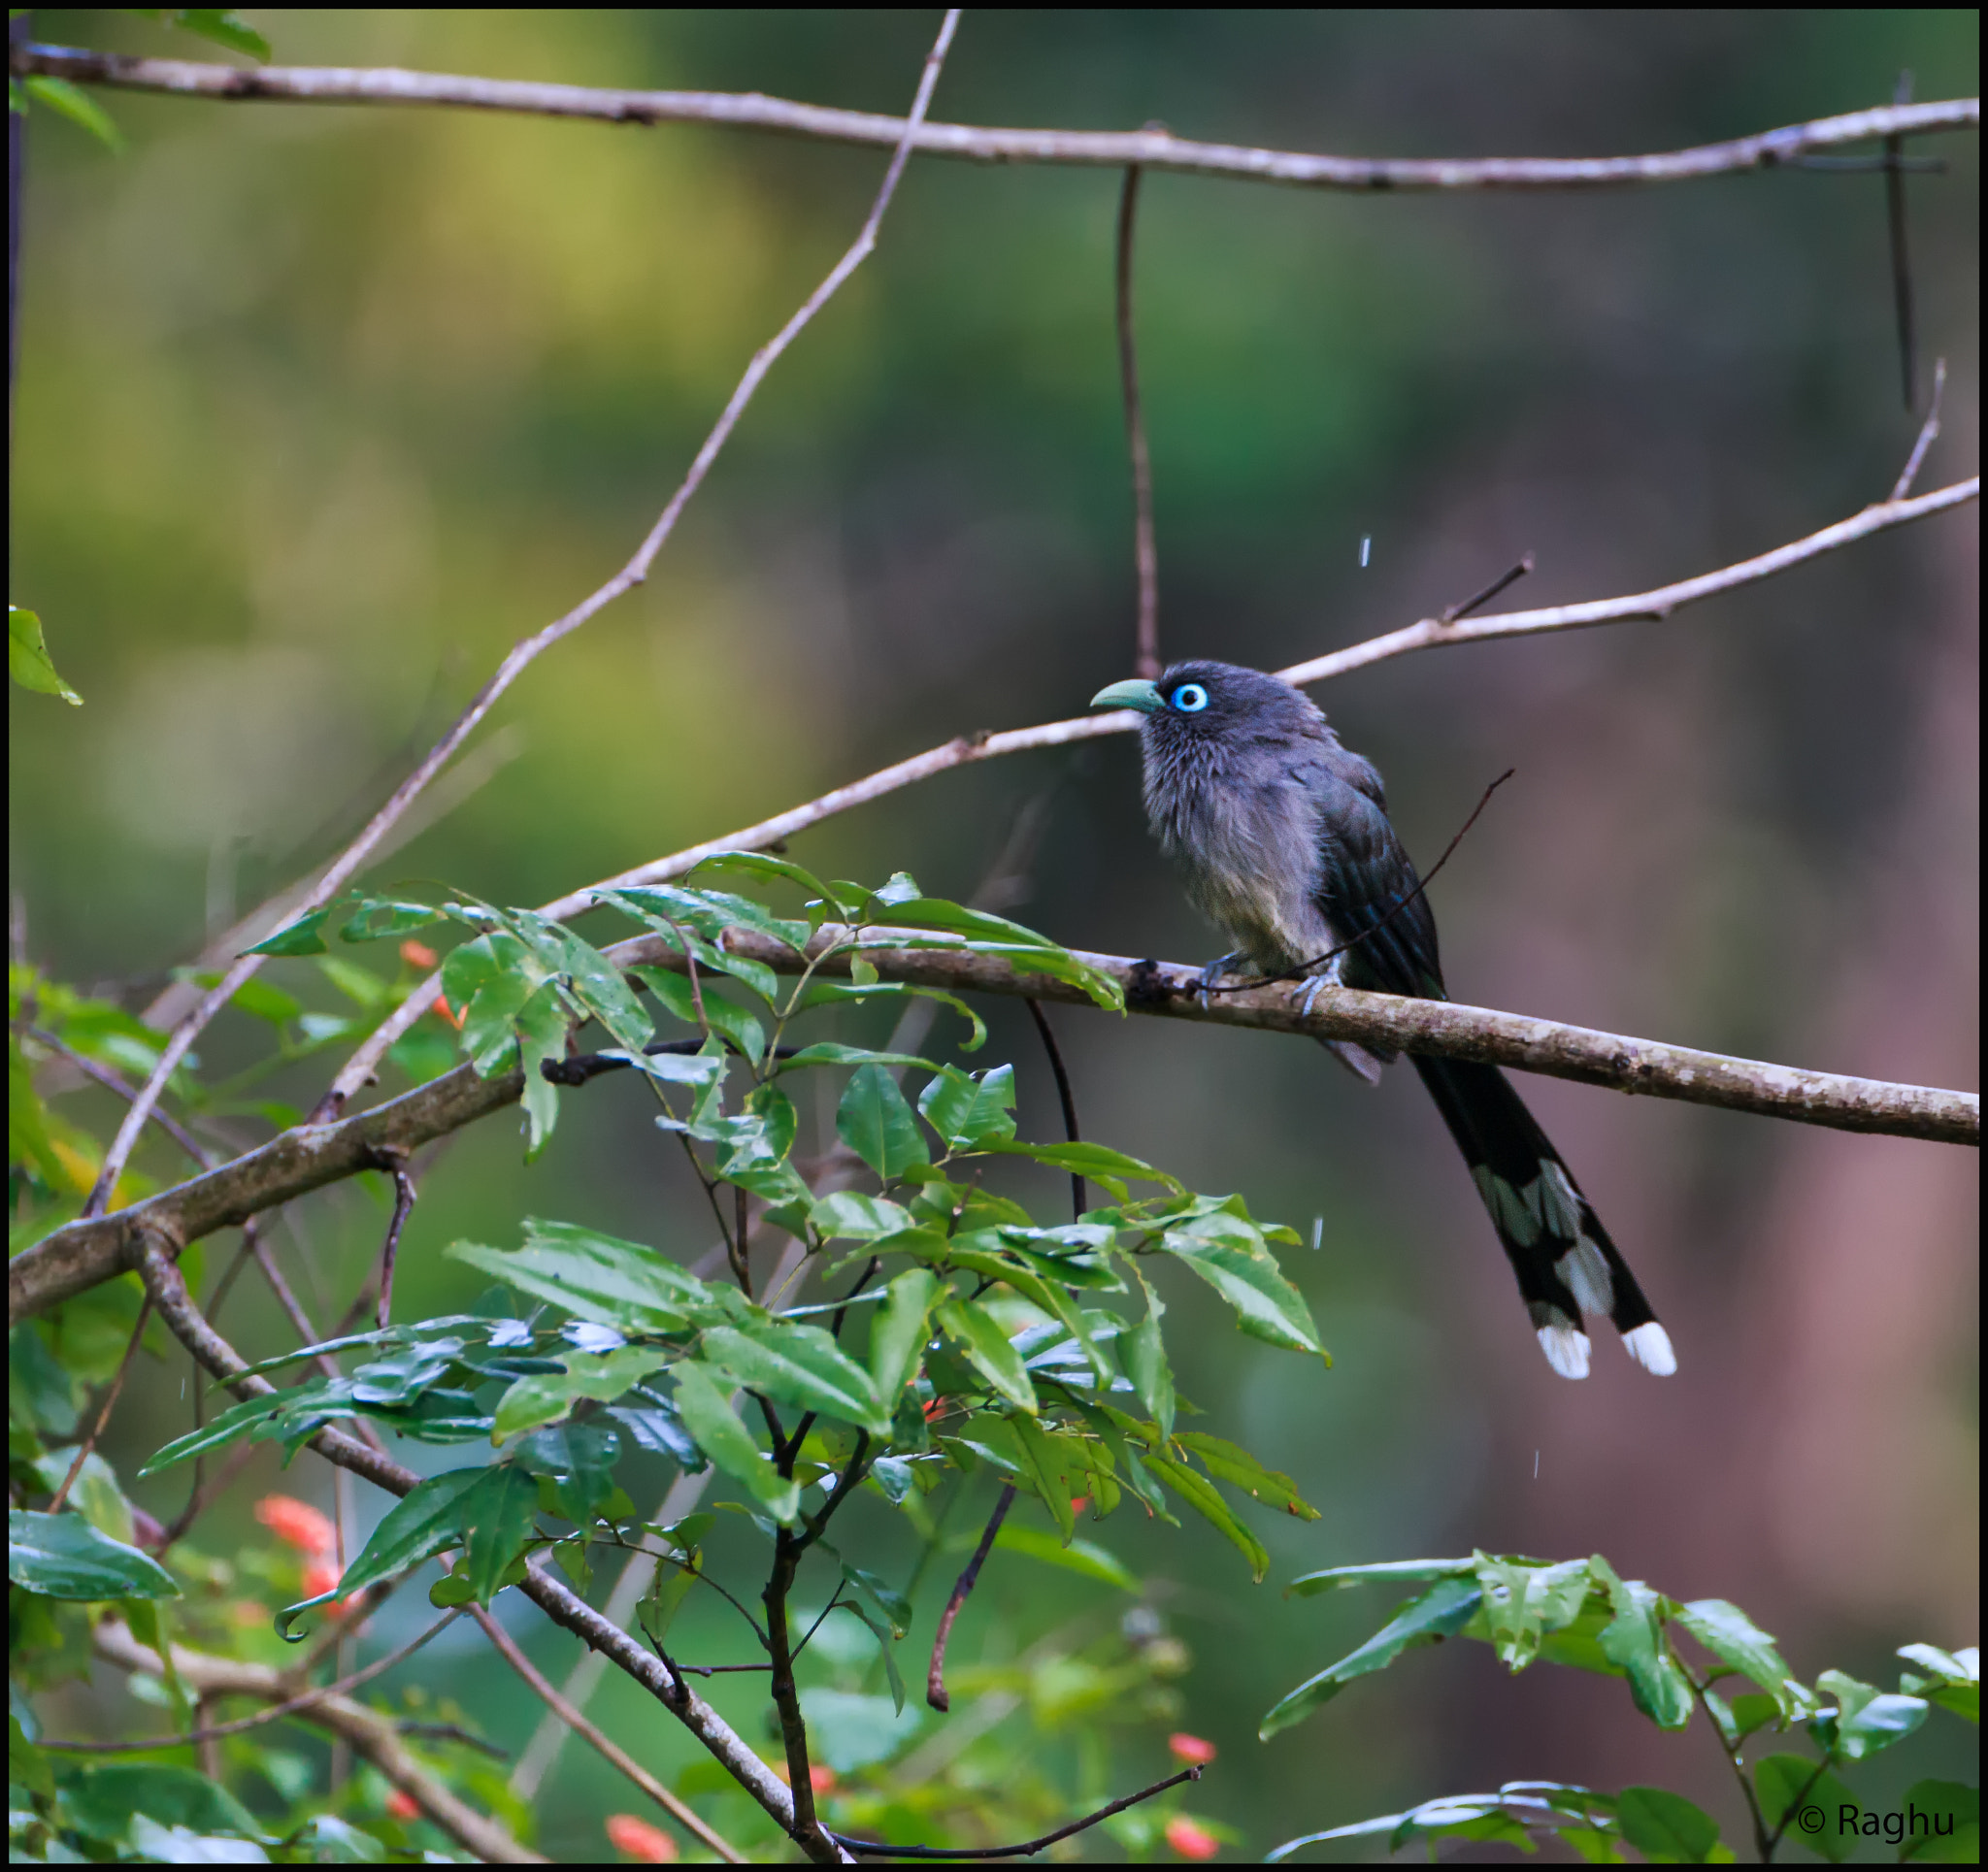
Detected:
left=11, top=9, right=1978, bottom=1859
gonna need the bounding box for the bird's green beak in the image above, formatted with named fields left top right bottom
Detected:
left=1090, top=678, right=1165, bottom=714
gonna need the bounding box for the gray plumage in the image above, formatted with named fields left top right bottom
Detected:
left=1097, top=658, right=1674, bottom=1380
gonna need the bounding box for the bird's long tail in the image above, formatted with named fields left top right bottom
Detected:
left=1410, top=1055, right=1674, bottom=1380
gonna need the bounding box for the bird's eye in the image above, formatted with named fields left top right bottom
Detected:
left=1170, top=682, right=1210, bottom=713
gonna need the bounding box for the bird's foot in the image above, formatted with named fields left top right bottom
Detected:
left=1197, top=951, right=1250, bottom=1009
left=1297, top=975, right=1331, bottom=1021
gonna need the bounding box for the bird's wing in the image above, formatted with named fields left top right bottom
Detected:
left=1306, top=764, right=1446, bottom=999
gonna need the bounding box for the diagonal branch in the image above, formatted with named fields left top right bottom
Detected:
left=15, top=919, right=1973, bottom=1327
left=319, top=475, right=1977, bottom=1109
left=12, top=44, right=1975, bottom=190
left=83, top=6, right=960, bottom=1206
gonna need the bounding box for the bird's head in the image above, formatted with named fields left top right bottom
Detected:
left=1090, top=659, right=1321, bottom=750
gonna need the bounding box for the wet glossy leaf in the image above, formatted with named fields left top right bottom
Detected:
left=936, top=1297, right=1036, bottom=1413
left=669, top=1363, right=801, bottom=1523
left=1259, top=1577, right=1484, bottom=1737
left=838, top=1065, right=930, bottom=1181
left=701, top=1323, right=888, bottom=1435
left=1815, top=1668, right=1929, bottom=1760
left=1143, top=1452, right=1268, bottom=1582
left=1175, top=1431, right=1320, bottom=1520
left=275, top=1467, right=486, bottom=1639
left=9, top=1510, right=179, bottom=1601
left=993, top=1523, right=1140, bottom=1592
left=1615, top=1788, right=1726, bottom=1862
left=867, top=1268, right=940, bottom=1408
left=1674, top=1598, right=1810, bottom=1720
left=917, top=1065, right=1016, bottom=1148
left=1159, top=1232, right=1322, bottom=1356
left=1591, top=1559, right=1694, bottom=1730
left=447, top=1219, right=718, bottom=1331
left=246, top=906, right=333, bottom=957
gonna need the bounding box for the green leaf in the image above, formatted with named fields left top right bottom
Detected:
left=838, top=1065, right=931, bottom=1181
left=917, top=1065, right=1016, bottom=1148
left=701, top=1323, right=888, bottom=1436
left=1592, top=1558, right=1694, bottom=1730
left=835, top=1599, right=909, bottom=1715
left=1176, top=1431, right=1320, bottom=1520
left=55, top=1760, right=264, bottom=1848
left=447, top=1219, right=715, bottom=1331
left=669, top=1363, right=800, bottom=1523
left=1474, top=1553, right=1594, bottom=1670
left=1897, top=1644, right=1979, bottom=1724
left=946, top=1246, right=1109, bottom=1387
left=454, top=1465, right=541, bottom=1606
left=636, top=1559, right=699, bottom=1651
left=1286, top=1558, right=1478, bottom=1597
left=936, top=1298, right=1037, bottom=1413
left=1158, top=1232, right=1323, bottom=1356
left=1123, top=1273, right=1175, bottom=1439
left=1899, top=1782, right=1979, bottom=1862
left=20, top=76, right=123, bottom=150
left=811, top=1192, right=915, bottom=1241
left=275, top=1467, right=486, bottom=1639
left=163, top=10, right=273, bottom=59
left=867, top=1268, right=940, bottom=1408
left=1754, top=1755, right=1860, bottom=1863
left=1673, top=1599, right=1810, bottom=1720
left=686, top=850, right=846, bottom=918
left=9, top=606, right=83, bottom=703
left=491, top=1347, right=672, bottom=1441
left=993, top=1523, right=1139, bottom=1591
left=978, top=1136, right=1174, bottom=1199
left=9, top=1510, right=180, bottom=1600
left=633, top=967, right=764, bottom=1063
left=1815, top=1668, right=1929, bottom=1760
left=779, top=1041, right=936, bottom=1073
left=1617, top=1788, right=1724, bottom=1862
left=336, top=898, right=443, bottom=943
left=796, top=1689, right=918, bottom=1775
left=1008, top=1415, right=1082, bottom=1542
left=1259, top=1577, right=1484, bottom=1737
left=10, top=1713, right=53, bottom=1799
left=1143, top=1452, right=1269, bottom=1582
left=246, top=906, right=333, bottom=956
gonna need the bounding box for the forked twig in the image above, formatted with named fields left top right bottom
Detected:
left=927, top=1483, right=1017, bottom=1712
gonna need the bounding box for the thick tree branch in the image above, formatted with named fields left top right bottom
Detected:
left=86, top=1617, right=536, bottom=1862
left=15, top=915, right=1972, bottom=1328
left=13, top=45, right=1975, bottom=190
left=320, top=475, right=1977, bottom=1107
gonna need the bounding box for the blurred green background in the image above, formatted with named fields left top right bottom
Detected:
left=11, top=8, right=1978, bottom=1859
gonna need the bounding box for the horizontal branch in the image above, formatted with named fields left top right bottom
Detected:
left=15, top=44, right=1977, bottom=190
left=318, top=476, right=1979, bottom=1108
left=17, top=920, right=1972, bottom=1327
left=88, top=1617, right=537, bottom=1862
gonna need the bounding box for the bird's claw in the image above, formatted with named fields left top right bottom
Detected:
left=1297, top=975, right=1329, bottom=1021
left=1197, top=951, right=1247, bottom=1011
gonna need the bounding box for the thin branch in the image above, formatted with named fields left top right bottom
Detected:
left=45, top=1610, right=460, bottom=1754
left=1891, top=357, right=1947, bottom=501
left=46, top=1297, right=151, bottom=1515
left=16, top=901, right=1978, bottom=1328
left=14, top=46, right=1974, bottom=190
left=124, top=1238, right=805, bottom=1846
left=321, top=474, right=1976, bottom=1107
left=81, top=9, right=958, bottom=1197
left=1024, top=1001, right=1086, bottom=1220
left=468, top=1600, right=747, bottom=1865
left=371, top=1153, right=416, bottom=1330
left=1684, top=1662, right=1773, bottom=1862
left=1440, top=553, right=1533, bottom=624
left=18, top=1026, right=215, bottom=1167
left=927, top=1482, right=1016, bottom=1712
left=828, top=1763, right=1203, bottom=1859
left=84, top=1616, right=535, bottom=1862
left=1886, top=71, right=1918, bottom=411
left=1116, top=159, right=1159, bottom=679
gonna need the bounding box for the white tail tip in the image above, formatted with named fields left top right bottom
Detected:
left=1623, top=1322, right=1677, bottom=1376
left=1537, top=1323, right=1592, bottom=1380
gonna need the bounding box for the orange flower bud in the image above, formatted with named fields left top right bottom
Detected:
left=606, top=1814, right=679, bottom=1861
left=431, top=993, right=464, bottom=1030
left=255, top=1494, right=335, bottom=1557
left=1168, top=1732, right=1217, bottom=1765
left=399, top=938, right=439, bottom=969
left=1165, top=1815, right=1220, bottom=1860
left=384, top=1790, right=420, bottom=1822
left=811, top=1765, right=838, bottom=1795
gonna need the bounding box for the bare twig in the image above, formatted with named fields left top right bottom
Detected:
left=1440, top=553, right=1534, bottom=624
left=83, top=10, right=959, bottom=1198
left=18, top=1026, right=214, bottom=1167
left=322, top=475, right=1976, bottom=1107
left=828, top=1763, right=1203, bottom=1858
left=1886, top=71, right=1918, bottom=411
left=16, top=907, right=1978, bottom=1328
left=370, top=1153, right=416, bottom=1330
left=14, top=46, right=1974, bottom=191
left=1023, top=1001, right=1086, bottom=1219
left=1117, top=159, right=1159, bottom=679
left=1891, top=357, right=1947, bottom=501
left=468, top=1600, right=746, bottom=1865
left=85, top=1615, right=535, bottom=1862
left=46, top=1610, right=460, bottom=1754
left=927, top=1483, right=1016, bottom=1712
left=46, top=1298, right=151, bottom=1515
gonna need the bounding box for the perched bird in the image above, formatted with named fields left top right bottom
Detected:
left=1091, top=659, right=1674, bottom=1380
